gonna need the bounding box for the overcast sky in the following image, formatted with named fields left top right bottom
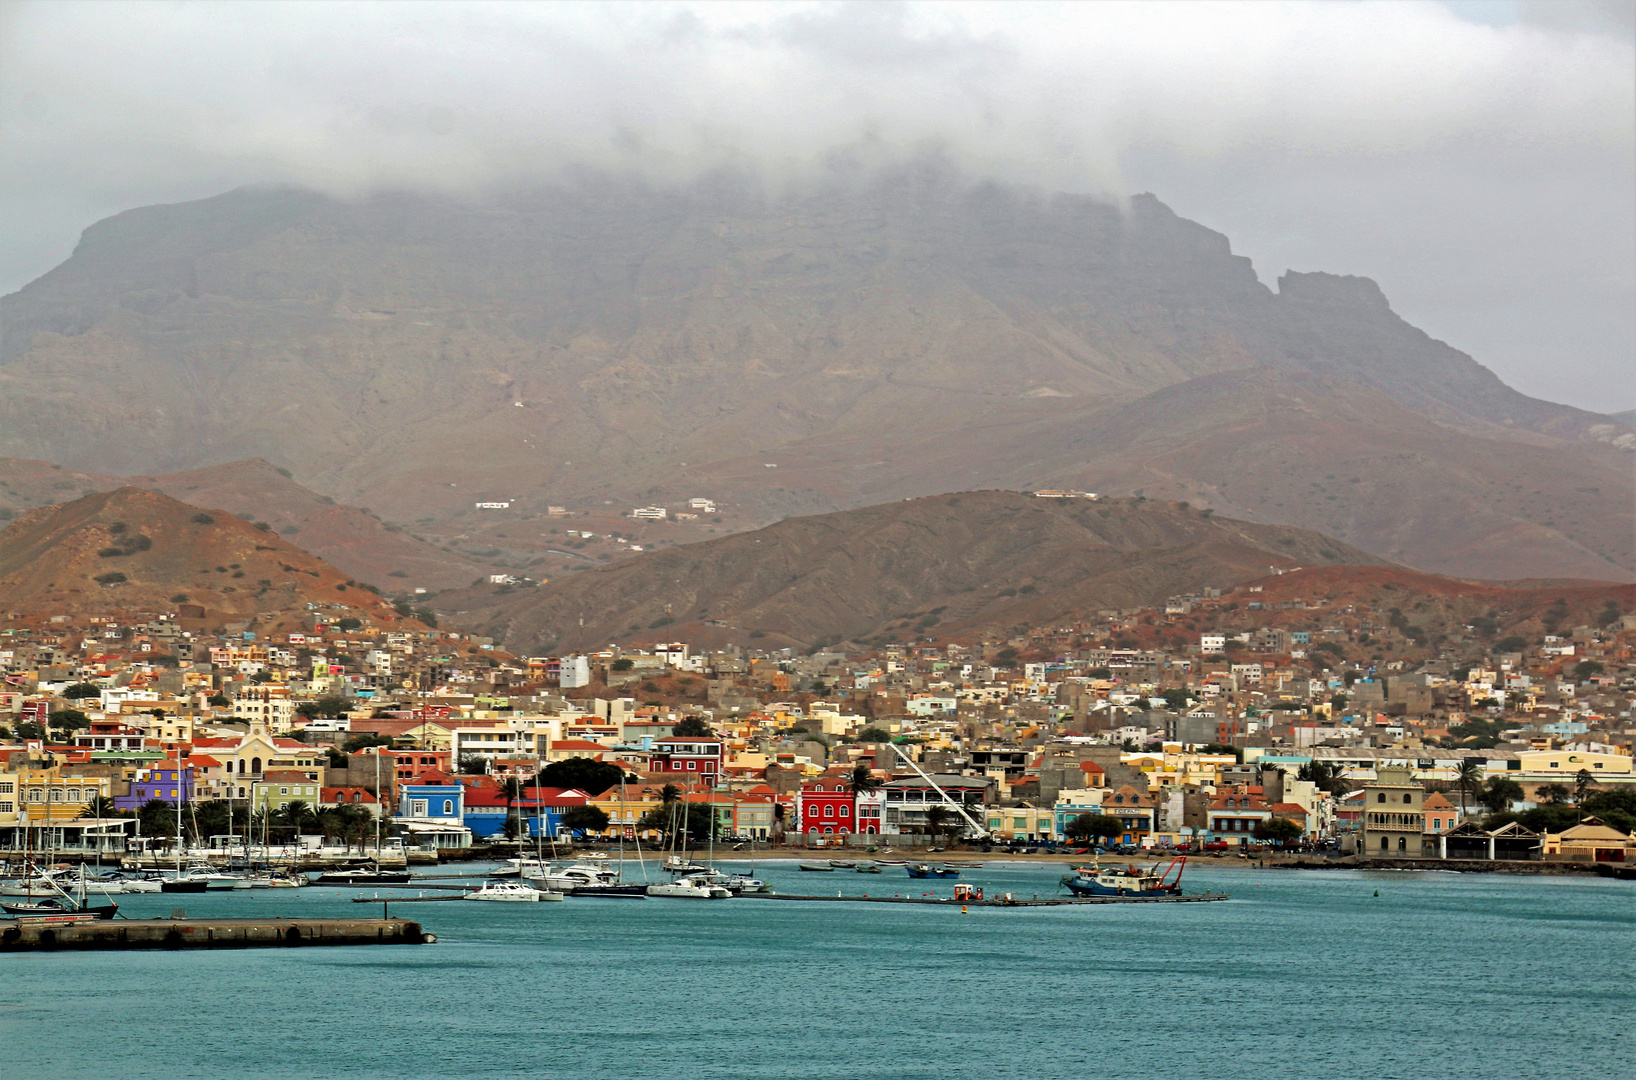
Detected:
left=2, top=0, right=1632, bottom=411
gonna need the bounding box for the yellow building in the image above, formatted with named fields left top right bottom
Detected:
left=1, top=768, right=113, bottom=824
left=1512, top=750, right=1631, bottom=777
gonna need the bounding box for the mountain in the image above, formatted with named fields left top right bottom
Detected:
left=0, top=486, right=407, bottom=624
left=454, top=490, right=1390, bottom=653
left=0, top=457, right=487, bottom=592
left=2, top=174, right=1629, bottom=580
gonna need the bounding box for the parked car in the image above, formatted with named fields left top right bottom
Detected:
left=1201, top=840, right=1231, bottom=852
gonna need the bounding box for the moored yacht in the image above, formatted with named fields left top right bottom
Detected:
left=646, top=874, right=731, bottom=899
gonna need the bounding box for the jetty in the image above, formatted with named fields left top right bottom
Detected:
left=739, top=892, right=1229, bottom=907
left=0, top=916, right=431, bottom=952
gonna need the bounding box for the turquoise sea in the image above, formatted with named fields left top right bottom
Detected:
left=2, top=860, right=1630, bottom=1079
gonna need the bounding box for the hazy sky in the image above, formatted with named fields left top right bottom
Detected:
left=3, top=0, right=1632, bottom=411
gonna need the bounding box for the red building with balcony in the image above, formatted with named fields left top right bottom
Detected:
left=647, top=738, right=722, bottom=780
left=796, top=768, right=857, bottom=835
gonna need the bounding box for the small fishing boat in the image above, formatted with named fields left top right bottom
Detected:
left=906, top=863, right=959, bottom=879
left=875, top=859, right=908, bottom=866
left=1060, top=856, right=1186, bottom=898
left=943, top=862, right=982, bottom=868
left=797, top=861, right=836, bottom=872
left=463, top=880, right=556, bottom=902
left=827, top=859, right=857, bottom=868
left=2, top=896, right=120, bottom=919
left=855, top=863, right=882, bottom=874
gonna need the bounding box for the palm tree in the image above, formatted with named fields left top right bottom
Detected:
left=660, top=783, right=682, bottom=806
left=1574, top=768, right=1595, bottom=806
left=924, top=803, right=954, bottom=841
left=847, top=763, right=881, bottom=796
left=279, top=800, right=315, bottom=839
left=1455, top=759, right=1482, bottom=818
left=500, top=776, right=524, bottom=841
left=80, top=795, right=122, bottom=819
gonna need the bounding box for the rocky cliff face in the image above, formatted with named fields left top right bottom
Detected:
left=1, top=174, right=1628, bottom=580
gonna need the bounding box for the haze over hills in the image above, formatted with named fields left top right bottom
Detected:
left=458, top=490, right=1390, bottom=654
left=0, top=486, right=407, bottom=623
left=0, top=457, right=488, bottom=592
left=1, top=174, right=1629, bottom=581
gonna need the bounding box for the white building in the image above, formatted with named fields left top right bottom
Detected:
left=631, top=506, right=668, bottom=520
left=1200, top=635, right=1227, bottom=654
left=559, top=655, right=592, bottom=689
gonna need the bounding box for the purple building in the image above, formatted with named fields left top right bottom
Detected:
left=114, top=760, right=196, bottom=811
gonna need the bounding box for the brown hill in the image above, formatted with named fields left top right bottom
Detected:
left=456, top=490, right=1390, bottom=653
left=2, top=177, right=1629, bottom=580
left=0, top=457, right=487, bottom=592
left=0, top=487, right=406, bottom=623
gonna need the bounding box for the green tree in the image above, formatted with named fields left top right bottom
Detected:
left=637, top=801, right=714, bottom=843
left=537, top=757, right=627, bottom=797
left=1536, top=783, right=1571, bottom=805
left=994, top=647, right=1019, bottom=669
left=456, top=754, right=488, bottom=775
left=1254, top=818, right=1305, bottom=845
left=1330, top=693, right=1350, bottom=712
left=1479, top=777, right=1525, bottom=815
left=856, top=726, right=893, bottom=742
left=296, top=695, right=350, bottom=719
left=659, top=783, right=682, bottom=806
left=207, top=693, right=230, bottom=707
left=16, top=720, right=46, bottom=741
left=1574, top=768, right=1595, bottom=805
left=336, top=617, right=363, bottom=632
left=1572, top=660, right=1605, bottom=682
left=560, top=805, right=611, bottom=836
left=279, top=800, right=317, bottom=838
left=61, top=682, right=102, bottom=700
left=671, top=716, right=714, bottom=737
left=1161, top=688, right=1191, bottom=711
left=500, top=776, right=523, bottom=839
left=846, top=763, right=881, bottom=796
left=48, top=708, right=90, bottom=732
left=611, top=658, right=634, bottom=672
left=1064, top=813, right=1125, bottom=843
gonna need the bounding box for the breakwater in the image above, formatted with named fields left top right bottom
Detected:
left=0, top=916, right=429, bottom=952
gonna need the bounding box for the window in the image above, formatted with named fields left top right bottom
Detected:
left=824, top=805, right=834, bottom=817
left=1380, top=836, right=1390, bottom=851
left=839, top=806, right=849, bottom=818
left=1377, top=792, right=1386, bottom=803
left=1403, top=794, right=1412, bottom=804
left=0, top=802, right=12, bottom=814
left=1397, top=837, right=1407, bottom=853
left=687, top=761, right=697, bottom=770
left=443, top=800, right=454, bottom=815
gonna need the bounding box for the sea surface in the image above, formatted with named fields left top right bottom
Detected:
left=1, top=859, right=1630, bottom=1079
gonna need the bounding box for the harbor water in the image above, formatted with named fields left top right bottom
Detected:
left=2, top=860, right=1630, bottom=1079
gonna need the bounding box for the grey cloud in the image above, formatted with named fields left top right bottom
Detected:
left=1, top=0, right=1630, bottom=409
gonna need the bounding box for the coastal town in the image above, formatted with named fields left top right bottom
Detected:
left=4, top=570, right=1633, bottom=873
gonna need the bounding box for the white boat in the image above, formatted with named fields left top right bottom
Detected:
left=463, top=880, right=560, bottom=902
left=646, top=875, right=731, bottom=899
left=662, top=855, right=710, bottom=874
left=526, top=861, right=621, bottom=893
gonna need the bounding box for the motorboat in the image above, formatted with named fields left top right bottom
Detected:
left=527, top=861, right=621, bottom=893
left=646, top=875, right=731, bottom=899
left=797, top=861, right=835, bottom=872
left=243, top=870, right=307, bottom=889
left=688, top=870, right=771, bottom=895
left=1061, top=857, right=1185, bottom=898
left=313, top=864, right=413, bottom=886
left=662, top=855, right=710, bottom=874
left=464, top=880, right=556, bottom=902
left=906, top=864, right=959, bottom=878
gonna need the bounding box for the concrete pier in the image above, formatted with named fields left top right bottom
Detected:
left=0, top=917, right=429, bottom=952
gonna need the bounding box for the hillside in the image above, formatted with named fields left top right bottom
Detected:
left=0, top=457, right=487, bottom=592
left=1, top=176, right=1629, bottom=581
left=0, top=487, right=408, bottom=624
left=456, top=491, right=1390, bottom=653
